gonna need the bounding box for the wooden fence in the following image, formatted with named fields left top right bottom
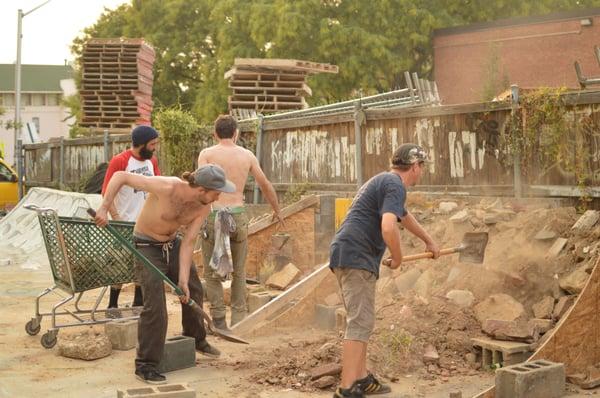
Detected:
left=23, top=89, right=600, bottom=198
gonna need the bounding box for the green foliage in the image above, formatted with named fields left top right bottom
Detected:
left=61, top=94, right=86, bottom=138
left=72, top=0, right=600, bottom=122
left=282, top=182, right=309, bottom=205
left=154, top=107, right=212, bottom=177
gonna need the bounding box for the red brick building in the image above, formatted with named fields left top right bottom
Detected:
left=433, top=8, right=600, bottom=104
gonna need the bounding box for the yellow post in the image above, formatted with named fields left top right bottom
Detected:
left=335, top=198, right=352, bottom=230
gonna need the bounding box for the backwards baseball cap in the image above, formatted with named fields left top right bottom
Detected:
left=392, top=143, right=429, bottom=166
left=131, top=125, right=159, bottom=146
left=192, top=164, right=236, bottom=193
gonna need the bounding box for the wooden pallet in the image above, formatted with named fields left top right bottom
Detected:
left=232, top=58, right=338, bottom=74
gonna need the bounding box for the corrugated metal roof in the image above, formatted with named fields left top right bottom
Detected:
left=0, top=64, right=74, bottom=92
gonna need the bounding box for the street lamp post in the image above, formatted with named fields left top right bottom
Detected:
left=14, top=0, right=52, bottom=199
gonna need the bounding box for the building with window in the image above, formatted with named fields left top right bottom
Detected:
left=0, top=64, right=75, bottom=166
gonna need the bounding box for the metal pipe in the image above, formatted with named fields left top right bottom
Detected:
left=353, top=102, right=364, bottom=188
left=15, top=9, right=23, bottom=199
left=253, top=114, right=264, bottom=204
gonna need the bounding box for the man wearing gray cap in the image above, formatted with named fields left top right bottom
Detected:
left=93, top=164, right=235, bottom=384
left=329, top=143, right=440, bottom=398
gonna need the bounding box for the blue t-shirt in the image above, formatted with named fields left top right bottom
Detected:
left=329, top=171, right=407, bottom=278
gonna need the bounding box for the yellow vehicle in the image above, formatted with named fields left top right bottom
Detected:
left=0, top=158, right=18, bottom=211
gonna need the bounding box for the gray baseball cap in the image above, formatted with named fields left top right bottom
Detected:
left=193, top=164, right=236, bottom=193
left=392, top=143, right=429, bottom=166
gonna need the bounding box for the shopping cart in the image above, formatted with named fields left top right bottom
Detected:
left=24, top=204, right=139, bottom=348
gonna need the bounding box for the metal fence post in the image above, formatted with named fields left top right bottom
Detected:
left=253, top=115, right=264, bottom=204
left=103, top=129, right=110, bottom=162
left=353, top=101, right=364, bottom=188
left=511, top=84, right=522, bottom=198
left=16, top=139, right=24, bottom=199
left=59, top=136, right=65, bottom=188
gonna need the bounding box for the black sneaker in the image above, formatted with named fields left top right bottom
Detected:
left=135, top=367, right=166, bottom=385
left=196, top=341, right=221, bottom=358
left=354, top=373, right=391, bottom=395
left=333, top=386, right=365, bottom=398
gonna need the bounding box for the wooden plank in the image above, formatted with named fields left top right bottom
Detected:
left=247, top=195, right=319, bottom=235
left=232, top=58, right=339, bottom=74
left=231, top=262, right=330, bottom=335
left=473, top=256, right=600, bottom=398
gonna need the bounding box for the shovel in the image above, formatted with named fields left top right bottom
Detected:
left=87, top=209, right=249, bottom=345
left=383, top=232, right=489, bottom=266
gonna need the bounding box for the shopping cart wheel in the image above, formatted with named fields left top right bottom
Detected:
left=41, top=331, right=57, bottom=349
left=25, top=320, right=41, bottom=336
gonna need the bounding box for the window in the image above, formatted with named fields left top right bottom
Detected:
left=21, top=93, right=31, bottom=106
left=46, top=94, right=59, bottom=106
left=0, top=162, right=14, bottom=182
left=32, top=93, right=45, bottom=106
left=2, top=93, right=14, bottom=107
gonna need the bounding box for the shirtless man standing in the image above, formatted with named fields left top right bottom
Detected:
left=93, top=164, right=234, bottom=384
left=197, top=114, right=283, bottom=329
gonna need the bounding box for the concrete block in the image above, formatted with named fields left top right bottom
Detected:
left=247, top=291, right=271, bottom=313
left=472, top=337, right=533, bottom=368
left=335, top=307, right=347, bottom=331
left=117, top=383, right=196, bottom=398
left=105, top=319, right=138, bottom=350
left=157, top=336, right=196, bottom=374
left=495, top=359, right=565, bottom=398
left=572, top=210, right=599, bottom=233
left=548, top=238, right=568, bottom=257
left=315, top=304, right=341, bottom=330
left=266, top=262, right=300, bottom=290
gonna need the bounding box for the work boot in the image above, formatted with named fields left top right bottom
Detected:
left=196, top=340, right=221, bottom=358
left=212, top=316, right=230, bottom=331
left=135, top=366, right=167, bottom=385
left=332, top=386, right=364, bottom=398
left=354, top=373, right=391, bottom=395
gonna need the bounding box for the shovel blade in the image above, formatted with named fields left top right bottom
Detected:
left=458, top=232, right=489, bottom=264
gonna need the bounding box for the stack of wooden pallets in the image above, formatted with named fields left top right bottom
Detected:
left=80, top=38, right=155, bottom=131
left=225, top=58, right=338, bottom=118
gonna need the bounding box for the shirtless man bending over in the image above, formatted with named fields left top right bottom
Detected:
left=197, top=114, right=283, bottom=329
left=93, top=164, right=235, bottom=384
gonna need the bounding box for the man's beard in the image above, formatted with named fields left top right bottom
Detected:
left=139, top=146, right=153, bottom=160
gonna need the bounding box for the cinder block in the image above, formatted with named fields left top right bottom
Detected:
left=495, top=359, right=565, bottom=398
left=315, top=304, right=342, bottom=330
left=247, top=291, right=271, bottom=313
left=157, top=336, right=196, bottom=374
left=117, top=383, right=196, bottom=397
left=335, top=307, right=347, bottom=331
left=105, top=319, right=138, bottom=350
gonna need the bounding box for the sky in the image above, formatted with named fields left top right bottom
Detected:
left=1, top=0, right=129, bottom=65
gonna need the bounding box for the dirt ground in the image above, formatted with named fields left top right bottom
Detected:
left=1, top=195, right=599, bottom=397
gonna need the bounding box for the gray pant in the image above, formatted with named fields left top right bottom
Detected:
left=134, top=236, right=206, bottom=371
left=201, top=211, right=249, bottom=325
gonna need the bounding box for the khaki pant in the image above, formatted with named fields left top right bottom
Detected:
left=334, top=267, right=376, bottom=342
left=134, top=236, right=206, bottom=370
left=201, top=211, right=249, bottom=325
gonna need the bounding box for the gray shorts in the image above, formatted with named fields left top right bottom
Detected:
left=334, top=267, right=376, bottom=342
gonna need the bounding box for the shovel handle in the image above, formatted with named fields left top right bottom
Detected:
left=383, top=247, right=459, bottom=266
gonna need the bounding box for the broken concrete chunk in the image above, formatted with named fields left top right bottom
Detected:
left=393, top=268, right=421, bottom=293
left=474, top=293, right=525, bottom=324
left=58, top=329, right=112, bottom=360
left=413, top=270, right=433, bottom=297
left=310, top=363, right=342, bottom=380
left=559, top=266, right=590, bottom=294
left=532, top=296, right=555, bottom=319
left=534, top=228, right=557, bottom=240
left=445, top=290, right=475, bottom=308
left=323, top=292, right=341, bottom=306
left=572, top=210, right=599, bottom=233
left=423, top=344, right=440, bottom=364
left=438, top=201, right=459, bottom=214
left=313, top=375, right=336, bottom=389
left=266, top=262, right=301, bottom=290
left=548, top=238, right=568, bottom=257
left=446, top=267, right=462, bottom=283
left=553, top=295, right=577, bottom=320
left=482, top=213, right=500, bottom=225
left=528, top=318, right=554, bottom=334
left=450, top=210, right=469, bottom=223
left=481, top=319, right=539, bottom=343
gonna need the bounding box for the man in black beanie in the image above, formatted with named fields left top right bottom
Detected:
left=101, top=125, right=161, bottom=315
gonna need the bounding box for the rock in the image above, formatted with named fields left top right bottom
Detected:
left=445, top=290, right=475, bottom=308
left=572, top=210, right=599, bottom=233
left=532, top=296, right=555, bottom=319
left=450, top=210, right=469, bottom=223
left=483, top=213, right=500, bottom=225
left=548, top=238, right=568, bottom=257
left=393, top=268, right=422, bottom=293
left=528, top=318, right=554, bottom=334
left=313, top=375, right=336, bottom=389
left=491, top=208, right=517, bottom=221
left=465, top=353, right=477, bottom=364
left=427, top=364, right=438, bottom=373
left=553, top=295, right=577, bottom=320
left=377, top=277, right=398, bottom=296
left=266, top=262, right=300, bottom=290
left=398, top=305, right=413, bottom=320
left=534, top=228, right=557, bottom=240
left=423, top=344, right=440, bottom=364
left=484, top=198, right=503, bottom=210
left=58, top=329, right=112, bottom=360
left=323, top=292, right=342, bottom=306
left=446, top=267, right=462, bottom=283
left=474, top=293, right=525, bottom=324
left=310, top=363, right=342, bottom=380
left=481, top=319, right=539, bottom=343
left=413, top=270, right=433, bottom=297
left=222, top=279, right=232, bottom=306
left=559, top=266, right=590, bottom=294
left=439, top=202, right=458, bottom=214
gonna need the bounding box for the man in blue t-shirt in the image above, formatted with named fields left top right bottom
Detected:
left=329, top=143, right=440, bottom=398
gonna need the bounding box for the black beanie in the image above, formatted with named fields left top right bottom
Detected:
left=131, top=125, right=159, bottom=146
